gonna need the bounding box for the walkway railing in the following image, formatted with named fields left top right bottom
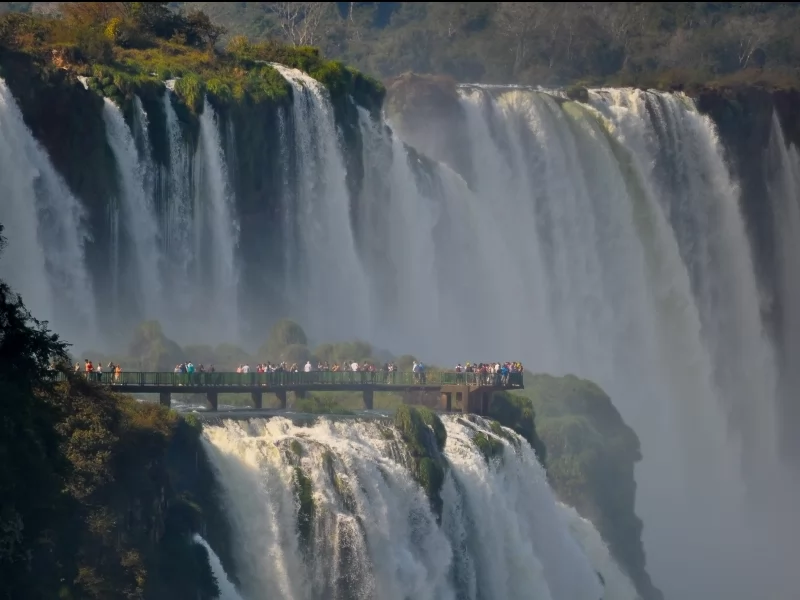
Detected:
left=55, top=370, right=523, bottom=388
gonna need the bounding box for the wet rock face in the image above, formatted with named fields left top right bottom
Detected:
left=384, top=72, right=473, bottom=181
left=693, top=87, right=800, bottom=348
left=518, top=374, right=661, bottom=600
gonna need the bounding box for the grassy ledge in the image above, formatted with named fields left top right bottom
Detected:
left=0, top=6, right=384, bottom=114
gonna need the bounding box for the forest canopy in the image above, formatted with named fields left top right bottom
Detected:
left=2, top=2, right=799, bottom=89
left=173, top=2, right=800, bottom=88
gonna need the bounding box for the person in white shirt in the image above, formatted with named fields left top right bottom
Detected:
left=351, top=361, right=359, bottom=372
left=242, top=363, right=250, bottom=374
left=304, top=361, right=312, bottom=373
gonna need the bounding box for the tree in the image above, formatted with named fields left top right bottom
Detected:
left=724, top=14, right=776, bottom=69
left=260, top=318, right=308, bottom=361
left=59, top=2, right=124, bottom=27
left=183, top=9, right=225, bottom=48
left=127, top=320, right=182, bottom=371
left=495, top=2, right=553, bottom=76
left=278, top=343, right=310, bottom=365
left=268, top=2, right=332, bottom=46
left=0, top=223, right=68, bottom=594
left=591, top=2, right=647, bottom=68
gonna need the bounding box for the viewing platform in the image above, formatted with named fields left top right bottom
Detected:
left=56, top=371, right=524, bottom=414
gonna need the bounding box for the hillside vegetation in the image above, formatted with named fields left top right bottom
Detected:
left=167, top=2, right=800, bottom=90
left=0, top=224, right=234, bottom=600
left=5, top=3, right=800, bottom=90
left=504, top=374, right=659, bottom=600
left=0, top=2, right=384, bottom=111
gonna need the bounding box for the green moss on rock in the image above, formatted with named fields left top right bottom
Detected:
left=290, top=439, right=304, bottom=457
left=293, top=467, right=315, bottom=547
left=333, top=473, right=358, bottom=513
left=488, top=391, right=546, bottom=463
left=393, top=406, right=448, bottom=518
left=416, top=406, right=447, bottom=451
left=473, top=432, right=504, bottom=463
left=565, top=85, right=590, bottom=103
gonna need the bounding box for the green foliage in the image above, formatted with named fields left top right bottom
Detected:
left=0, top=6, right=353, bottom=119
left=395, top=354, right=418, bottom=372
left=0, top=227, right=70, bottom=595
left=261, top=318, right=308, bottom=360
left=0, top=224, right=233, bottom=598
left=225, top=36, right=385, bottom=110
left=312, top=339, right=374, bottom=365
left=177, top=2, right=800, bottom=91
left=212, top=343, right=249, bottom=369
left=277, top=343, right=311, bottom=365
left=182, top=412, right=202, bottom=433
left=173, top=71, right=205, bottom=112
left=181, top=344, right=216, bottom=366
left=488, top=391, right=546, bottom=463
left=127, top=320, right=183, bottom=370
left=205, top=76, right=231, bottom=103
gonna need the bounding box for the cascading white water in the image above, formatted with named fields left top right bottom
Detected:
left=355, top=106, right=441, bottom=355
left=102, top=98, right=163, bottom=315
left=0, top=78, right=96, bottom=344
left=162, top=88, right=194, bottom=314
left=193, top=534, right=244, bottom=600
left=557, top=504, right=639, bottom=600
left=194, top=97, right=239, bottom=340
left=201, top=415, right=621, bottom=600
left=272, top=65, right=371, bottom=342
left=6, top=67, right=799, bottom=598
left=592, top=90, right=780, bottom=483
left=766, top=112, right=800, bottom=449
left=442, top=415, right=602, bottom=600
left=371, top=86, right=798, bottom=600
left=131, top=96, right=152, bottom=171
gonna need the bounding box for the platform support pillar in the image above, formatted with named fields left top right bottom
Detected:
left=363, top=389, right=374, bottom=410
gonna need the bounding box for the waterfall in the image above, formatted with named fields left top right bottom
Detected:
left=558, top=504, right=640, bottom=600
left=373, top=85, right=799, bottom=600
left=201, top=415, right=614, bottom=600
left=766, top=112, right=800, bottom=460
left=194, top=97, right=239, bottom=341
left=162, top=89, right=194, bottom=315
left=355, top=106, right=441, bottom=354
left=271, top=65, right=371, bottom=342
left=102, top=98, right=163, bottom=316
left=0, top=79, right=96, bottom=345
left=193, top=534, right=244, bottom=600
left=592, top=90, right=779, bottom=482
left=4, top=69, right=800, bottom=598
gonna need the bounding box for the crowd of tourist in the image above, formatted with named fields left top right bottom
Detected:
left=64, top=357, right=524, bottom=387
left=71, top=359, right=122, bottom=381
